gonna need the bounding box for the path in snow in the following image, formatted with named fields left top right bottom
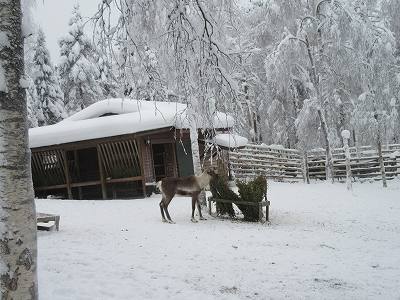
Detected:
left=36, top=180, right=400, bottom=299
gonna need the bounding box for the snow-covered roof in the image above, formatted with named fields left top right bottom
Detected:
left=29, top=98, right=234, bottom=148
left=214, top=134, right=248, bottom=149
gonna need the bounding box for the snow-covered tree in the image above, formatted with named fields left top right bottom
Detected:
left=31, top=29, right=66, bottom=125
left=59, top=4, right=103, bottom=114
left=25, top=77, right=40, bottom=128
left=0, top=0, right=38, bottom=297
left=90, top=0, right=400, bottom=159
left=95, top=51, right=118, bottom=98
left=254, top=0, right=399, bottom=180
left=24, top=32, right=40, bottom=128
left=95, top=0, right=240, bottom=163
left=350, top=1, right=398, bottom=147
left=388, top=98, right=399, bottom=143
left=241, top=1, right=306, bottom=146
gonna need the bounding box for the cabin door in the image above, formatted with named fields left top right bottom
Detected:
left=152, top=144, right=166, bottom=181
left=175, top=140, right=194, bottom=177
left=67, top=148, right=100, bottom=182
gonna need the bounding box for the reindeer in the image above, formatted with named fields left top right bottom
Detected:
left=157, top=169, right=216, bottom=223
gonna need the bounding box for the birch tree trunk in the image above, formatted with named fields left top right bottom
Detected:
left=188, top=109, right=206, bottom=205
left=374, top=105, right=387, bottom=188
left=0, top=1, right=38, bottom=298
left=189, top=112, right=202, bottom=176
left=305, top=37, right=334, bottom=182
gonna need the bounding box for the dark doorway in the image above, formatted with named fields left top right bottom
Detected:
left=77, top=148, right=100, bottom=181
left=65, top=147, right=102, bottom=199
left=175, top=140, right=194, bottom=177
left=152, top=144, right=166, bottom=181
left=67, top=148, right=100, bottom=182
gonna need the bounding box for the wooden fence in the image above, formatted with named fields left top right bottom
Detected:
left=230, top=144, right=400, bottom=182
left=229, top=144, right=304, bottom=182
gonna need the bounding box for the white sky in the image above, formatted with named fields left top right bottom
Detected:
left=34, top=0, right=102, bottom=63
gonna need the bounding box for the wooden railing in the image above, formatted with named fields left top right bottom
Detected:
left=307, top=144, right=400, bottom=181
left=31, top=137, right=145, bottom=199
left=229, top=144, right=303, bottom=182
left=230, top=144, right=400, bottom=182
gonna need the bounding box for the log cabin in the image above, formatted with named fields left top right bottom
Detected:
left=28, top=98, right=247, bottom=199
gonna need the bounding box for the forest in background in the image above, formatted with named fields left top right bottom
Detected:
left=25, top=0, right=400, bottom=151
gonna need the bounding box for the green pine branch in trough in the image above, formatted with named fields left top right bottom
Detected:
left=210, top=174, right=268, bottom=222
left=210, top=175, right=238, bottom=218
left=236, top=175, right=267, bottom=222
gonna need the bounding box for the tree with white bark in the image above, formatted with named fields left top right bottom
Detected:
left=237, top=0, right=400, bottom=155
left=244, top=0, right=306, bottom=146
left=0, top=0, right=38, bottom=298
left=265, top=0, right=354, bottom=181
left=255, top=0, right=400, bottom=183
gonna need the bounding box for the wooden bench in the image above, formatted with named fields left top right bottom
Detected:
left=37, top=213, right=60, bottom=231
left=208, top=197, right=270, bottom=222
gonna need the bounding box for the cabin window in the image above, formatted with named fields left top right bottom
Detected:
left=42, top=153, right=58, bottom=170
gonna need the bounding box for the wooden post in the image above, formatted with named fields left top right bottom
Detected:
left=377, top=139, right=388, bottom=188
left=97, top=145, right=107, bottom=199
left=341, top=130, right=352, bottom=191
left=303, top=151, right=310, bottom=184
left=74, top=150, right=83, bottom=199
left=62, top=150, right=73, bottom=199
left=171, top=142, right=178, bottom=177
left=264, top=178, right=269, bottom=222
left=138, top=139, right=147, bottom=197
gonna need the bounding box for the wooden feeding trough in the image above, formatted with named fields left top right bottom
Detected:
left=208, top=197, right=270, bottom=222
left=208, top=174, right=269, bottom=222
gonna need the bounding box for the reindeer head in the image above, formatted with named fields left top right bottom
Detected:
left=205, top=168, right=218, bottom=178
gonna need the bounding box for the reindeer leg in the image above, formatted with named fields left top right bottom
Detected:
left=164, top=206, right=175, bottom=224
left=198, top=203, right=206, bottom=220
left=196, top=192, right=207, bottom=220
left=159, top=198, right=167, bottom=223
left=191, top=195, right=198, bottom=223
left=164, top=197, right=175, bottom=224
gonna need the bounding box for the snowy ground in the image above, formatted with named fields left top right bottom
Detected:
left=36, top=180, right=400, bottom=300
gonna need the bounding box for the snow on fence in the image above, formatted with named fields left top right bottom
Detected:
left=230, top=144, right=400, bottom=183
left=307, top=144, right=400, bottom=181
left=229, top=144, right=304, bottom=182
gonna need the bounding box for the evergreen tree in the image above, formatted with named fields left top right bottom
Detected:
left=26, top=76, right=39, bottom=128
left=94, top=44, right=118, bottom=98
left=32, top=29, right=65, bottom=126
left=59, top=4, right=102, bottom=114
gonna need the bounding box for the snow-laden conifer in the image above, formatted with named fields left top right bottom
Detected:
left=32, top=29, right=66, bottom=125
left=59, top=4, right=103, bottom=114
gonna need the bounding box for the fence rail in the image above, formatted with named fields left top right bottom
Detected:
left=230, top=144, right=400, bottom=182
